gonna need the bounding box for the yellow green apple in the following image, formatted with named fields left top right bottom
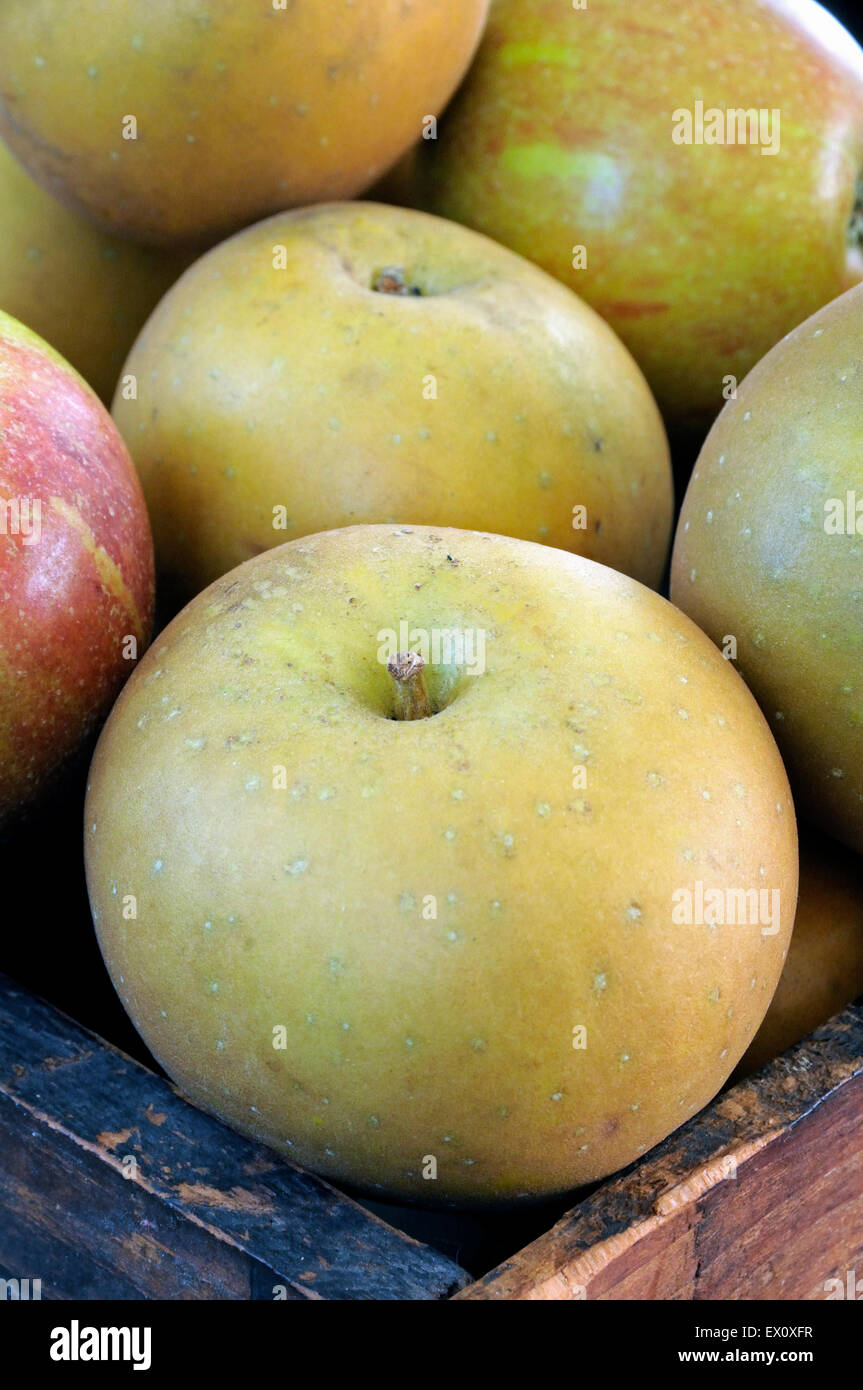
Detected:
left=0, top=0, right=489, bottom=245
left=413, top=0, right=863, bottom=434
left=739, top=831, right=863, bottom=1075
left=112, top=201, right=672, bottom=601
left=85, top=524, right=796, bottom=1203
left=671, top=283, right=863, bottom=853
left=0, top=138, right=185, bottom=402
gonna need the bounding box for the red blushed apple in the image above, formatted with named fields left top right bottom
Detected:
left=0, top=310, right=154, bottom=823
left=414, top=0, right=863, bottom=437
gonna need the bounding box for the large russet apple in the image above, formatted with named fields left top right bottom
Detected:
left=671, top=283, right=863, bottom=853
left=112, top=201, right=672, bottom=601
left=0, top=311, right=154, bottom=823
left=0, top=139, right=186, bottom=402
left=0, top=0, right=489, bottom=245
left=85, top=525, right=797, bottom=1203
left=413, top=0, right=863, bottom=434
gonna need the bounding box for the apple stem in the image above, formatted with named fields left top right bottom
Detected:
left=372, top=266, right=422, bottom=296
left=387, top=651, right=433, bottom=720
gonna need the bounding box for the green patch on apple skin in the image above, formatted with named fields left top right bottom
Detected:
left=498, top=42, right=582, bottom=71
left=499, top=145, right=617, bottom=187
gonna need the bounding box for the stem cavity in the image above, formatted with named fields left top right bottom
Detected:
left=372, top=265, right=422, bottom=296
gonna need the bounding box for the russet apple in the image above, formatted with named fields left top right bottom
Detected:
left=739, top=830, right=863, bottom=1076
left=0, top=310, right=153, bottom=823
left=671, top=283, right=863, bottom=853
left=0, top=0, right=489, bottom=245
left=0, top=139, right=186, bottom=402
left=85, top=525, right=796, bottom=1203
left=112, top=201, right=672, bottom=601
left=413, top=0, right=863, bottom=435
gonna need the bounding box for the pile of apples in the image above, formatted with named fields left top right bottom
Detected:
left=1, top=0, right=862, bottom=1206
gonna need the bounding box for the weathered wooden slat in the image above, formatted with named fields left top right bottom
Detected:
left=0, top=973, right=469, bottom=1300
left=456, top=1002, right=863, bottom=1299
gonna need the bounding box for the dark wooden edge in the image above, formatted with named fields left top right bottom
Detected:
left=0, top=972, right=470, bottom=1300
left=455, top=1000, right=863, bottom=1299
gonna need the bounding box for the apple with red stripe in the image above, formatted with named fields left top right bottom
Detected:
left=0, top=310, right=154, bottom=823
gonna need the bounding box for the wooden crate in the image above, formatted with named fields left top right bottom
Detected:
left=1, top=966, right=860, bottom=1301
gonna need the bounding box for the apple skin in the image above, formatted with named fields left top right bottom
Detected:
left=671, top=283, right=863, bottom=853
left=0, top=139, right=187, bottom=403
left=0, top=311, right=154, bottom=824
left=413, top=0, right=863, bottom=434
left=85, top=524, right=796, bottom=1204
left=738, top=831, right=863, bottom=1076
left=112, top=201, right=672, bottom=602
left=741, top=830, right=863, bottom=1074
left=0, top=0, right=489, bottom=246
